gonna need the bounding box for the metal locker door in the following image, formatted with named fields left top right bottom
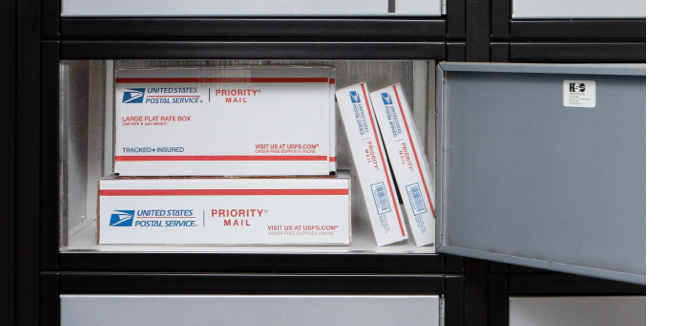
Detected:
left=512, top=0, right=646, bottom=19
left=509, top=296, right=646, bottom=326
left=61, top=0, right=444, bottom=18
left=436, top=63, right=646, bottom=285
left=61, top=295, right=442, bottom=326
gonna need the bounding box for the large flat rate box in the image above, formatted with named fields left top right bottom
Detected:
left=115, top=67, right=335, bottom=176
left=98, top=177, right=350, bottom=245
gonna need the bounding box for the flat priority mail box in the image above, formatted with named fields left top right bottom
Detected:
left=336, top=83, right=408, bottom=247
left=98, top=176, right=350, bottom=245
left=114, top=67, right=336, bottom=176
left=370, top=84, right=435, bottom=247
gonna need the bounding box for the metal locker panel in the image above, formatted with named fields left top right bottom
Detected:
left=510, top=296, right=645, bottom=326
left=61, top=295, right=441, bottom=326
left=512, top=0, right=646, bottom=19
left=61, top=0, right=443, bottom=17
left=436, top=63, right=645, bottom=285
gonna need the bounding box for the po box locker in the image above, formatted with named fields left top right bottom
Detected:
left=435, top=63, right=646, bottom=285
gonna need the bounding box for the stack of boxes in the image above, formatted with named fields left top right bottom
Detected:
left=98, top=68, right=434, bottom=248
left=98, top=67, right=351, bottom=245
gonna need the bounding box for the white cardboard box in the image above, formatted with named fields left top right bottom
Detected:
left=114, top=67, right=335, bottom=176
left=336, top=83, right=408, bottom=246
left=98, top=176, right=350, bottom=245
left=370, top=84, right=435, bottom=246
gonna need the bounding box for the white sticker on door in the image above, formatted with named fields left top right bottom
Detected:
left=563, top=80, right=596, bottom=108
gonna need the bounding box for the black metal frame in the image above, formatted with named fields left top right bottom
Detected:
left=59, top=19, right=448, bottom=40
left=59, top=41, right=448, bottom=59
left=490, top=42, right=646, bottom=63
left=488, top=268, right=646, bottom=326
left=0, top=0, right=17, bottom=325
left=39, top=273, right=463, bottom=326
left=490, top=0, right=646, bottom=41
left=16, top=0, right=43, bottom=324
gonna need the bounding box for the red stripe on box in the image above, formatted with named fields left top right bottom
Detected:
left=393, top=85, right=435, bottom=215
left=361, top=83, right=406, bottom=237
left=100, top=189, right=349, bottom=196
left=329, top=157, right=336, bottom=162
left=330, top=79, right=336, bottom=84
left=116, top=77, right=329, bottom=83
left=115, top=155, right=328, bottom=162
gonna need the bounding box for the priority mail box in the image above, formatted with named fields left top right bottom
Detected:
left=98, top=176, right=350, bottom=245
left=370, top=84, right=435, bottom=247
left=336, top=83, right=408, bottom=246
left=115, top=67, right=336, bottom=176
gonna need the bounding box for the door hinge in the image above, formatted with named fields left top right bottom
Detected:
left=441, top=0, right=447, bottom=15
left=439, top=295, right=446, bottom=326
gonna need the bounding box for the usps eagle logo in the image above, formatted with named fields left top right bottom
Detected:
left=122, top=88, right=145, bottom=103
left=381, top=93, right=393, bottom=105
left=349, top=91, right=361, bottom=104
left=109, top=210, right=135, bottom=227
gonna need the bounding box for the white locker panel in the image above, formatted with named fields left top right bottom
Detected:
left=61, top=295, right=441, bottom=326
left=512, top=0, right=646, bottom=19
left=510, top=296, right=645, bottom=326
left=62, top=0, right=443, bottom=17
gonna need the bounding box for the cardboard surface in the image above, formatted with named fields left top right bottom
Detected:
left=370, top=84, right=435, bottom=246
left=114, top=67, right=335, bottom=176
left=336, top=83, right=408, bottom=246
left=98, top=176, right=350, bottom=245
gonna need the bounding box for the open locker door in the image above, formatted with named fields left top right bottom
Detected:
left=435, top=63, right=645, bottom=285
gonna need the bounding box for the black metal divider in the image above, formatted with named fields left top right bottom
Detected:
left=0, top=0, right=17, bottom=324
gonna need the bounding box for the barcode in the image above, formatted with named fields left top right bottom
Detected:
left=406, top=183, right=428, bottom=215
left=379, top=214, right=390, bottom=233
left=415, top=215, right=427, bottom=234
left=371, top=182, right=392, bottom=215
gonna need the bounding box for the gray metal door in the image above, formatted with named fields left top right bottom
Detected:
left=61, top=295, right=441, bottom=326
left=512, top=0, right=646, bottom=19
left=436, top=63, right=645, bottom=285
left=510, top=296, right=646, bottom=326
left=61, top=0, right=443, bottom=17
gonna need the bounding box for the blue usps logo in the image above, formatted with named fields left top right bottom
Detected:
left=381, top=93, right=393, bottom=105
left=109, top=210, right=135, bottom=227
left=122, top=88, right=145, bottom=103
left=349, top=91, right=361, bottom=104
